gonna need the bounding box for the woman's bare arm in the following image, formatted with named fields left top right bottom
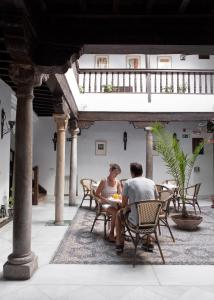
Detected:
left=95, top=180, right=108, bottom=203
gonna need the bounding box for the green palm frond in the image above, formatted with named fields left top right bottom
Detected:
left=152, top=122, right=203, bottom=215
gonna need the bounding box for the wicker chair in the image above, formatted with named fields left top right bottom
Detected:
left=80, top=178, right=97, bottom=209
left=90, top=189, right=111, bottom=239
left=184, top=183, right=201, bottom=214
left=123, top=200, right=165, bottom=266
left=158, top=191, right=175, bottom=242
left=160, top=180, right=179, bottom=211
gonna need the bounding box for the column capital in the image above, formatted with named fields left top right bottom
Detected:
left=71, top=128, right=80, bottom=137
left=9, top=64, right=48, bottom=99
left=53, top=114, right=69, bottom=131
left=145, top=126, right=153, bottom=132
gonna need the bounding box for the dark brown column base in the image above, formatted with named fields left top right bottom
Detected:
left=3, top=253, right=38, bottom=280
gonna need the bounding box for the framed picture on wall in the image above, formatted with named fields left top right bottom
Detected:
left=157, top=56, right=172, bottom=69
left=95, top=140, right=107, bottom=156
left=95, top=56, right=109, bottom=68
left=126, top=55, right=141, bottom=69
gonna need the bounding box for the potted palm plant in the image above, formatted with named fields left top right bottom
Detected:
left=152, top=123, right=204, bottom=230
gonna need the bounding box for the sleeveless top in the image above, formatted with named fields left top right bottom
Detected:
left=101, top=178, right=118, bottom=198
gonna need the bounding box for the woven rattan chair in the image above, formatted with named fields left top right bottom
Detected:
left=159, top=181, right=179, bottom=211
left=124, top=200, right=165, bottom=266
left=184, top=183, right=201, bottom=214
left=158, top=191, right=175, bottom=242
left=80, top=178, right=97, bottom=209
left=90, top=189, right=111, bottom=239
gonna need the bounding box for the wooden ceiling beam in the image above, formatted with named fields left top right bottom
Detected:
left=179, top=0, right=191, bottom=14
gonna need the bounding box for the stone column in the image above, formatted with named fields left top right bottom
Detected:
left=54, top=114, right=69, bottom=225
left=3, top=64, right=44, bottom=280
left=145, top=127, right=153, bottom=179
left=69, top=127, right=79, bottom=206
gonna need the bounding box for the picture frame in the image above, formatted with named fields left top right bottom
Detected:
left=126, top=55, right=141, bottom=69
left=95, top=55, right=109, bottom=69
left=95, top=140, right=107, bottom=156
left=157, top=56, right=172, bottom=69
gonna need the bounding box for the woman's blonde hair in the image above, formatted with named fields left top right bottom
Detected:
left=110, top=163, right=121, bottom=174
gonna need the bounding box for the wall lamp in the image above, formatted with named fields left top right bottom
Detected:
left=1, top=109, right=15, bottom=139
left=52, top=132, right=57, bottom=151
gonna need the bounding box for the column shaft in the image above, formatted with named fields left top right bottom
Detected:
left=145, top=127, right=153, bottom=179
left=3, top=64, right=44, bottom=280
left=54, top=114, right=69, bottom=225
left=69, top=129, right=79, bottom=206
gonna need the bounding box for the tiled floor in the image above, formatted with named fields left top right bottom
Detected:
left=1, top=197, right=214, bottom=300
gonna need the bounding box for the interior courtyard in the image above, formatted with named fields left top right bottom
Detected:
left=0, top=0, right=214, bottom=299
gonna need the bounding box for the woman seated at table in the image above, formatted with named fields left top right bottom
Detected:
left=95, top=163, right=122, bottom=242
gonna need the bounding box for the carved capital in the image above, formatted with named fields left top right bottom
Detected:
left=68, top=118, right=78, bottom=131
left=9, top=64, right=47, bottom=99
left=53, top=114, right=69, bottom=131
left=145, top=126, right=153, bottom=132
left=71, top=128, right=80, bottom=137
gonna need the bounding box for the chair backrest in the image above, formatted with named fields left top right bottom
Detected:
left=195, top=183, right=201, bottom=197
left=91, top=189, right=102, bottom=214
left=186, top=183, right=201, bottom=198
left=136, top=200, right=162, bottom=227
left=80, top=178, right=93, bottom=192
left=158, top=191, right=173, bottom=212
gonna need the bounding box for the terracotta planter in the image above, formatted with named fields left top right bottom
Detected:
left=171, top=214, right=203, bottom=230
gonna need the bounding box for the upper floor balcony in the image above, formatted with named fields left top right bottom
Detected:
left=77, top=67, right=214, bottom=95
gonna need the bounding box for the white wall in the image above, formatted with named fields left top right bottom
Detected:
left=79, top=54, right=214, bottom=69
left=33, top=119, right=214, bottom=197
left=33, top=117, right=56, bottom=195
left=0, top=79, right=13, bottom=206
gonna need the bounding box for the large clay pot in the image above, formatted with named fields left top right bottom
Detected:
left=171, top=214, right=203, bottom=230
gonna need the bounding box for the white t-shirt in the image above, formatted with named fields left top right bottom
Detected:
left=123, top=177, right=157, bottom=225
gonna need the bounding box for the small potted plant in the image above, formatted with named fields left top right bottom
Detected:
left=152, top=123, right=204, bottom=230
left=162, top=85, right=174, bottom=93
left=79, top=86, right=85, bottom=93
left=103, top=84, right=113, bottom=93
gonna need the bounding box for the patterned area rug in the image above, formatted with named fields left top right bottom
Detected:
left=51, top=206, right=214, bottom=265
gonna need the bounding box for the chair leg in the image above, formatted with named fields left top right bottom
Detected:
left=79, top=196, right=85, bottom=207
left=104, top=215, right=107, bottom=239
left=165, top=219, right=175, bottom=242
left=90, top=214, right=98, bottom=233
left=155, top=231, right=165, bottom=264
left=196, top=201, right=201, bottom=214
left=133, top=233, right=139, bottom=268
left=158, top=221, right=161, bottom=235
left=89, top=196, right=92, bottom=209
left=193, top=202, right=197, bottom=215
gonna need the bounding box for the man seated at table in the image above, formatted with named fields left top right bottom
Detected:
left=115, top=162, right=158, bottom=253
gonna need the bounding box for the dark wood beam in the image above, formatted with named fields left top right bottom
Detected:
left=179, top=0, right=191, bottom=14
left=47, top=74, right=78, bottom=119
left=146, top=0, right=156, bottom=14
left=78, top=112, right=214, bottom=122
left=113, top=0, right=120, bottom=14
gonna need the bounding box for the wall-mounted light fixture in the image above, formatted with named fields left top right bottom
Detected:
left=1, top=109, right=15, bottom=139
left=52, top=132, right=57, bottom=151
left=123, top=131, right=127, bottom=150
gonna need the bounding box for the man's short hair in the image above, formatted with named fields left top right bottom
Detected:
left=130, top=162, right=143, bottom=177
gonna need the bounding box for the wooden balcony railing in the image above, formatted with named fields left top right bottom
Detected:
left=77, top=68, right=214, bottom=95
